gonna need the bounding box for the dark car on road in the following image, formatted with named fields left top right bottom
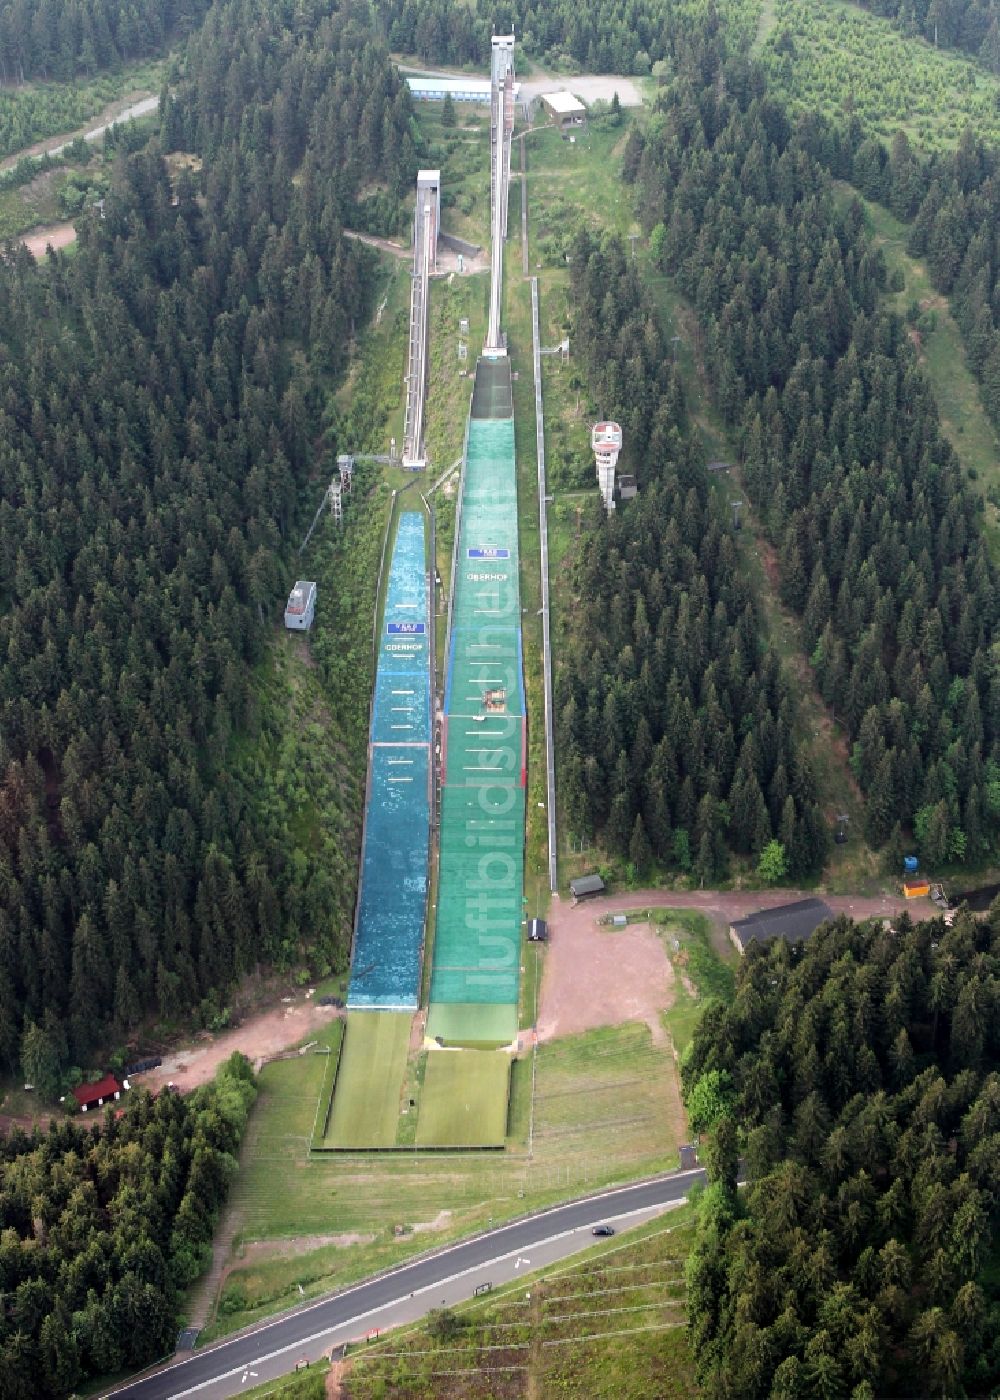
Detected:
left=591, top=1225, right=615, bottom=1237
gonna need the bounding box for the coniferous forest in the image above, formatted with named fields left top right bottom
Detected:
left=784, top=109, right=1000, bottom=436
left=379, top=0, right=761, bottom=74
left=685, top=908, right=1000, bottom=1396
left=4, top=0, right=1000, bottom=1392
left=857, top=0, right=1000, bottom=70
left=0, top=0, right=414, bottom=1076
left=626, top=59, right=1000, bottom=865
left=0, top=0, right=213, bottom=82
left=0, top=1055, right=255, bottom=1397
left=556, top=231, right=828, bottom=880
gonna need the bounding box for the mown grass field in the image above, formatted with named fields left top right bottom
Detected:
left=207, top=1019, right=684, bottom=1340
left=414, top=1052, right=510, bottom=1147
left=761, top=0, right=1000, bottom=148
left=324, top=1012, right=412, bottom=1148
left=341, top=1209, right=696, bottom=1399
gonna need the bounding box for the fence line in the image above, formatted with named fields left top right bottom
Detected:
left=530, top=276, right=558, bottom=893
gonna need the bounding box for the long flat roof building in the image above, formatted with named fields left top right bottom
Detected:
left=406, top=75, right=521, bottom=104
left=729, top=897, right=834, bottom=954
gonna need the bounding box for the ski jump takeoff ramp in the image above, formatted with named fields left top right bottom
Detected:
left=427, top=357, right=524, bottom=1048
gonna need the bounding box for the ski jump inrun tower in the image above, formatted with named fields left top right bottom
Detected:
left=402, top=168, right=441, bottom=469
left=485, top=34, right=515, bottom=355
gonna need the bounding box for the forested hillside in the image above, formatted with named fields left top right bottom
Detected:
left=0, top=0, right=210, bottom=82
left=556, top=231, right=828, bottom=879
left=754, top=12, right=1000, bottom=436
left=0, top=1055, right=255, bottom=1397
left=858, top=0, right=1000, bottom=70
left=627, top=67, right=1000, bottom=865
left=685, top=909, right=1000, bottom=1395
left=380, top=0, right=760, bottom=74
left=0, top=0, right=414, bottom=1079
left=898, top=136, right=1000, bottom=428
left=825, top=122, right=1000, bottom=431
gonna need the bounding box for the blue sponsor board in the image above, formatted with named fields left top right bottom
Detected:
left=387, top=621, right=426, bottom=635
left=468, top=547, right=510, bottom=560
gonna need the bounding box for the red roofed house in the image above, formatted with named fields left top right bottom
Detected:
left=73, top=1074, right=122, bottom=1112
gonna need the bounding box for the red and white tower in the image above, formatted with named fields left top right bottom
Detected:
left=591, top=421, right=623, bottom=513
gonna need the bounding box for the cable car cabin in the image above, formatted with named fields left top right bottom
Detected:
left=284, top=580, right=317, bottom=632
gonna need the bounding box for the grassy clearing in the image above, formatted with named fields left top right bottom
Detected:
left=761, top=0, right=1000, bottom=148
left=653, top=909, right=736, bottom=1058
left=324, top=1012, right=412, bottom=1148
left=415, top=104, right=492, bottom=246
left=0, top=60, right=164, bottom=163
left=752, top=0, right=779, bottom=54
left=832, top=182, right=1000, bottom=559
left=424, top=271, right=487, bottom=472
left=414, top=1052, right=510, bottom=1147
left=334, top=257, right=409, bottom=455
left=342, top=1209, right=696, bottom=1398
left=210, top=1020, right=683, bottom=1338
left=525, top=123, right=639, bottom=270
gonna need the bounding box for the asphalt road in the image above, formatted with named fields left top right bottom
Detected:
left=104, top=1168, right=705, bottom=1400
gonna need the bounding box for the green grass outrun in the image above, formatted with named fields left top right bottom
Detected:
left=323, top=1011, right=411, bottom=1148
left=414, top=1051, right=510, bottom=1147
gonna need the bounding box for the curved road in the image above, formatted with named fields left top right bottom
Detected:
left=104, top=1168, right=704, bottom=1399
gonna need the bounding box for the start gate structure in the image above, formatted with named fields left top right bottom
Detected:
left=485, top=35, right=515, bottom=355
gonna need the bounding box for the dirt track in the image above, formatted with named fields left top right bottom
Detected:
left=21, top=222, right=76, bottom=257
left=537, top=918, right=675, bottom=1044
left=554, top=887, right=937, bottom=932
left=537, top=887, right=939, bottom=1043
left=137, top=999, right=342, bottom=1095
